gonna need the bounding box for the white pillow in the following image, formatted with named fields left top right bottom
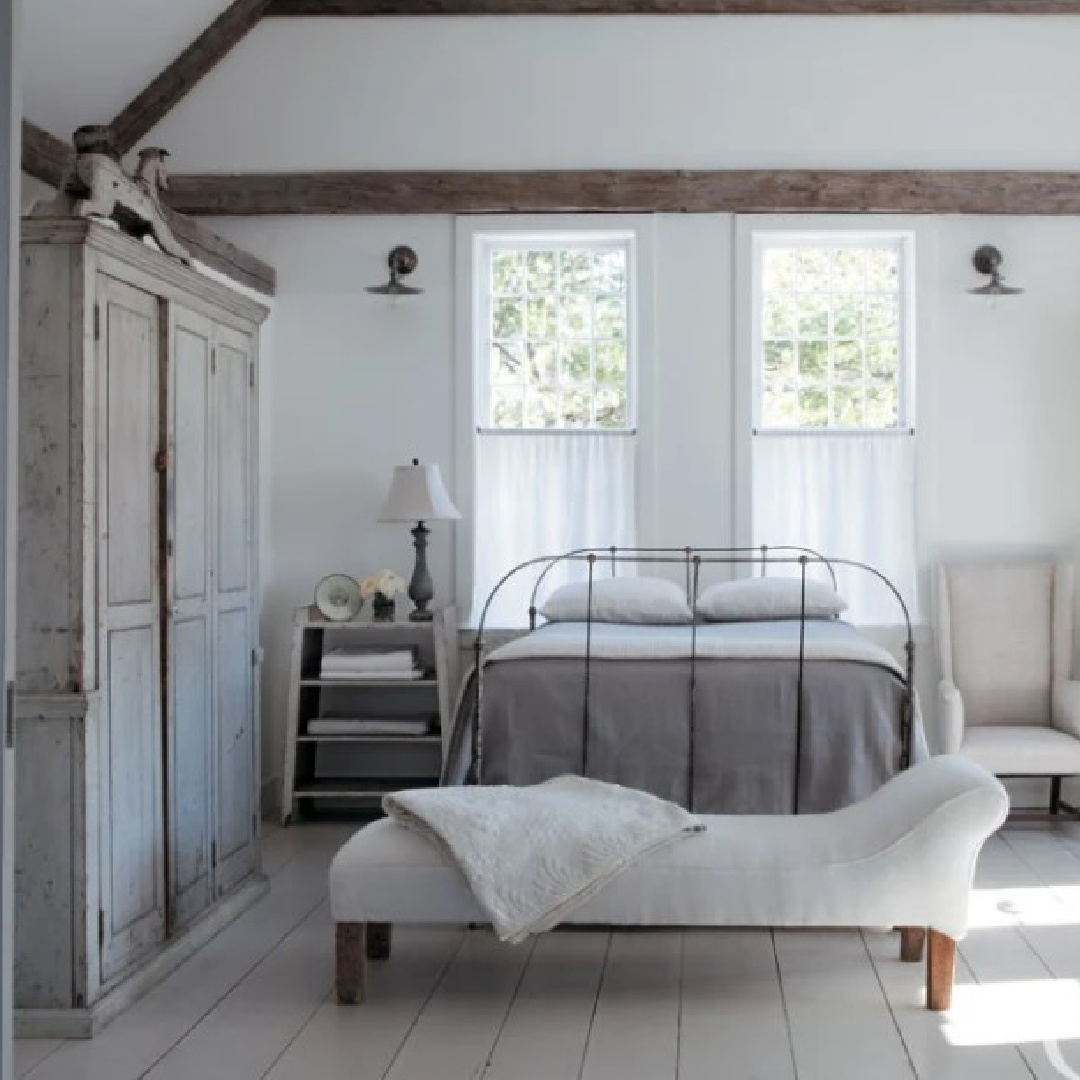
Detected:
left=695, top=577, right=847, bottom=622
left=540, top=576, right=692, bottom=625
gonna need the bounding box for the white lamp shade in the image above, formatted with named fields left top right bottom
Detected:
left=378, top=462, right=461, bottom=523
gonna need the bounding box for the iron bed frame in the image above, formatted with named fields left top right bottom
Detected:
left=468, top=545, right=915, bottom=814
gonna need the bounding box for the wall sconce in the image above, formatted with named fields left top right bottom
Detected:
left=967, top=245, right=1024, bottom=297
left=366, top=245, right=423, bottom=297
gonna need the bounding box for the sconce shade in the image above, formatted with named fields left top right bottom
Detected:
left=366, top=245, right=423, bottom=296
left=967, top=244, right=1024, bottom=296
left=378, top=460, right=461, bottom=523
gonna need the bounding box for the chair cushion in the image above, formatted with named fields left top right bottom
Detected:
left=960, top=726, right=1080, bottom=776
left=946, top=563, right=1054, bottom=726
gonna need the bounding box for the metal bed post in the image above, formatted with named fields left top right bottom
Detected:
left=688, top=556, right=702, bottom=813
left=582, top=554, right=597, bottom=776
left=793, top=556, right=809, bottom=814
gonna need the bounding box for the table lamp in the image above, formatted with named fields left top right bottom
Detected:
left=378, top=459, right=461, bottom=621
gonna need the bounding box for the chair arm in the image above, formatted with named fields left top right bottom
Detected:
left=1052, top=680, right=1080, bottom=740
left=937, top=681, right=965, bottom=755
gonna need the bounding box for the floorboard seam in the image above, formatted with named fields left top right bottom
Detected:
left=575, top=932, right=613, bottom=1080
left=770, top=931, right=801, bottom=1080
left=674, top=932, right=686, bottom=1080
left=379, top=929, right=469, bottom=1080
left=478, top=935, right=539, bottom=1078
left=256, top=989, right=334, bottom=1080
left=20, top=1041, right=66, bottom=1080
left=859, top=931, right=918, bottom=1079
left=132, top=892, right=328, bottom=1080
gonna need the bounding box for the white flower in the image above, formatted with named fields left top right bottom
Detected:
left=361, top=570, right=406, bottom=598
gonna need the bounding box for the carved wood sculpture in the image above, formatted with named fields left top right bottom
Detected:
left=33, top=129, right=192, bottom=266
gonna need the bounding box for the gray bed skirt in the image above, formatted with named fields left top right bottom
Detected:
left=444, top=657, right=924, bottom=815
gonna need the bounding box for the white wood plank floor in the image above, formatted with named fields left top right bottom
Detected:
left=18, top=820, right=1080, bottom=1080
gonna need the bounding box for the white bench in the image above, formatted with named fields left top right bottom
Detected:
left=330, top=755, right=1007, bottom=1011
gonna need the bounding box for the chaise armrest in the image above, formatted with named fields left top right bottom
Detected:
left=1052, top=680, right=1080, bottom=741
left=938, top=681, right=965, bottom=755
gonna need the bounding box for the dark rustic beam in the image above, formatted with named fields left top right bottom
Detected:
left=163, top=208, right=277, bottom=295
left=22, top=120, right=72, bottom=188
left=267, top=0, right=1080, bottom=15
left=164, top=168, right=1080, bottom=216
left=110, top=0, right=274, bottom=154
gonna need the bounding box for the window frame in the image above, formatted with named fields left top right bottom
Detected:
left=750, top=230, right=916, bottom=435
left=473, top=230, right=640, bottom=435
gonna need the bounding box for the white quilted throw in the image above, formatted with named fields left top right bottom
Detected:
left=383, top=777, right=704, bottom=944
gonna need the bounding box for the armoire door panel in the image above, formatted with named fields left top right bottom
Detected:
left=215, top=340, right=250, bottom=596
left=212, top=326, right=258, bottom=894
left=96, top=275, right=166, bottom=985
left=166, top=307, right=215, bottom=930
left=103, top=289, right=157, bottom=609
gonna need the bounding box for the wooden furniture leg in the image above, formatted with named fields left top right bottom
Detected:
left=1051, top=776, right=1063, bottom=814
left=367, top=922, right=392, bottom=960
left=899, top=926, right=926, bottom=963
left=926, top=929, right=956, bottom=1011
left=336, top=923, right=367, bottom=1005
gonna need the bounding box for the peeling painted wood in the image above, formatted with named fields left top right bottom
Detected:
left=165, top=167, right=1080, bottom=216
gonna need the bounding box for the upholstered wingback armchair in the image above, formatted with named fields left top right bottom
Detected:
left=934, top=561, right=1080, bottom=813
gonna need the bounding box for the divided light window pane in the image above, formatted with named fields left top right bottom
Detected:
left=759, top=241, right=906, bottom=431
left=485, top=242, right=631, bottom=431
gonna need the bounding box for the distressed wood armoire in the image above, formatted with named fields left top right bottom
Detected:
left=15, top=219, right=269, bottom=1036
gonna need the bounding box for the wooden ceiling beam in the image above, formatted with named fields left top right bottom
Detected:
left=109, top=0, right=274, bottom=154
left=164, top=168, right=1080, bottom=216
left=266, top=0, right=1080, bottom=16
left=22, top=120, right=73, bottom=188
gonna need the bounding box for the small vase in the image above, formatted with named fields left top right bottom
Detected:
left=372, top=592, right=396, bottom=622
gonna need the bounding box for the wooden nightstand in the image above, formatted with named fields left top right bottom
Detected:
left=281, top=605, right=458, bottom=824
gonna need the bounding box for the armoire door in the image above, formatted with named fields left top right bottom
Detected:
left=96, top=275, right=167, bottom=983
left=164, top=306, right=215, bottom=930
left=211, top=324, right=259, bottom=896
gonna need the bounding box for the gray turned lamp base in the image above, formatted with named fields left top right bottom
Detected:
left=408, top=521, right=435, bottom=622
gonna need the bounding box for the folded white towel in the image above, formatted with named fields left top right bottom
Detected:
left=319, top=669, right=424, bottom=681
left=321, top=648, right=417, bottom=673
left=383, top=776, right=704, bottom=944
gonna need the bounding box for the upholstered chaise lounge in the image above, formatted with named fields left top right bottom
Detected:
left=330, top=755, right=1007, bottom=1011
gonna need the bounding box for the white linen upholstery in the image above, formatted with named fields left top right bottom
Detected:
left=934, top=561, right=1080, bottom=778
left=330, top=756, right=1007, bottom=943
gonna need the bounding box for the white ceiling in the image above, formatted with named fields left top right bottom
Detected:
left=22, top=0, right=229, bottom=139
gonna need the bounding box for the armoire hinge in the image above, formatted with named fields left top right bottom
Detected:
left=211, top=840, right=217, bottom=868
left=5, top=681, right=14, bottom=750
left=154, top=449, right=167, bottom=474
left=98, top=909, right=105, bottom=949
left=93, top=304, right=101, bottom=342
left=210, top=348, right=217, bottom=374
left=249, top=361, right=255, bottom=389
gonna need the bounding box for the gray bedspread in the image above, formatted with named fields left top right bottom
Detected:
left=444, top=620, right=925, bottom=814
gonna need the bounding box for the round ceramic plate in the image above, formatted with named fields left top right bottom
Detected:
left=314, top=574, right=362, bottom=622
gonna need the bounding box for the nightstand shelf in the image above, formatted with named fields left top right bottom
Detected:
left=281, top=605, right=458, bottom=824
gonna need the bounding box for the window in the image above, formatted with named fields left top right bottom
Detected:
left=756, top=239, right=909, bottom=432
left=466, top=229, right=642, bottom=627
left=749, top=231, right=916, bottom=625
left=481, top=241, right=633, bottom=432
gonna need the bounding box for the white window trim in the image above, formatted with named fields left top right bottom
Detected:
left=453, top=215, right=657, bottom=621
left=750, top=230, right=917, bottom=435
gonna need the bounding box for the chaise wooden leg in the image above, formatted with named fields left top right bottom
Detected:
left=367, top=922, right=392, bottom=960
left=926, top=929, right=956, bottom=1012
left=899, top=926, right=926, bottom=963
left=336, top=923, right=367, bottom=1005
left=1051, top=776, right=1063, bottom=815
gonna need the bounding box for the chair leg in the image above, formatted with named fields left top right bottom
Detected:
left=899, top=927, right=926, bottom=963
left=1051, top=776, right=1063, bottom=815
left=926, top=929, right=956, bottom=1012
left=336, top=923, right=367, bottom=1005
left=367, top=922, right=392, bottom=960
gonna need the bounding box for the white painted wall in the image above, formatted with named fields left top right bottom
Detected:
left=208, top=209, right=1080, bottom=797
left=150, top=16, right=1080, bottom=171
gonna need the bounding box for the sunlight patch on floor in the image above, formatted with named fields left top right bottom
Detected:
left=941, top=979, right=1080, bottom=1046
left=968, top=886, right=1080, bottom=928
